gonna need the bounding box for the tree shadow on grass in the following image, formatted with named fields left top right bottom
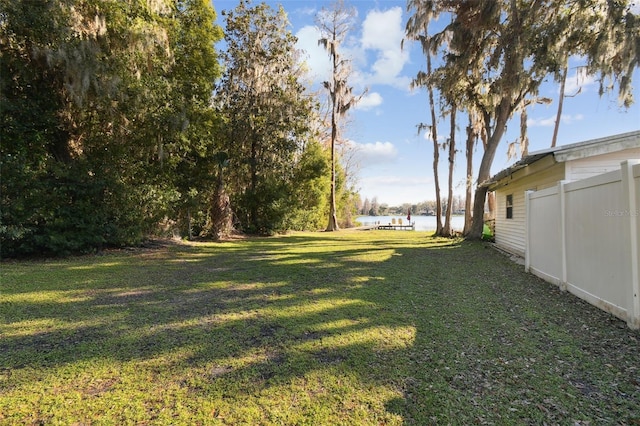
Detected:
left=1, top=233, right=422, bottom=366
left=0, top=233, right=442, bottom=423
left=2, top=234, right=640, bottom=424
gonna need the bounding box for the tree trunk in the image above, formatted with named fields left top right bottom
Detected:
left=520, top=108, right=529, bottom=157
left=326, top=96, right=340, bottom=231
left=468, top=106, right=510, bottom=240
left=469, top=185, right=488, bottom=240
left=442, top=105, right=456, bottom=236
left=463, top=120, right=475, bottom=236
left=551, top=64, right=568, bottom=148
left=249, top=123, right=259, bottom=229
left=209, top=168, right=233, bottom=240
left=427, top=52, right=443, bottom=235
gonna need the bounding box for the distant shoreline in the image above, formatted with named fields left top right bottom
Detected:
left=355, top=215, right=466, bottom=231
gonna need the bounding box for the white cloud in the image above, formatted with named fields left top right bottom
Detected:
left=527, top=116, right=556, bottom=127
left=295, top=7, right=412, bottom=91
left=295, top=25, right=332, bottom=82
left=296, top=6, right=317, bottom=16
left=422, top=130, right=448, bottom=144
left=563, top=69, right=596, bottom=95
left=347, top=140, right=398, bottom=166
left=563, top=114, right=585, bottom=123
left=358, top=7, right=411, bottom=89
left=361, top=8, right=401, bottom=51
left=355, top=92, right=383, bottom=110
left=527, top=114, right=585, bottom=127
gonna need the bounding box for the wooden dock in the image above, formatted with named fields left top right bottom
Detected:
left=355, top=220, right=416, bottom=231
left=376, top=223, right=415, bottom=231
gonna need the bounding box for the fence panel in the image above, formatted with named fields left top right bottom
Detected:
left=564, top=171, right=629, bottom=319
left=629, top=162, right=640, bottom=329
left=525, top=160, right=640, bottom=328
left=526, top=186, right=562, bottom=285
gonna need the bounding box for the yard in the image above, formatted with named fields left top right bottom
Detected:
left=1, top=231, right=639, bottom=425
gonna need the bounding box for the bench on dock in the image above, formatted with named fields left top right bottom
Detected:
left=356, top=218, right=415, bottom=231
left=377, top=222, right=415, bottom=231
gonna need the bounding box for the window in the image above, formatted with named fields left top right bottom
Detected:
left=506, top=194, right=513, bottom=219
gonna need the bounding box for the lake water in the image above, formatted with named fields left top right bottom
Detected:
left=356, top=215, right=467, bottom=232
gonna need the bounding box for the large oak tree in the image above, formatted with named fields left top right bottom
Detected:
left=407, top=0, right=639, bottom=239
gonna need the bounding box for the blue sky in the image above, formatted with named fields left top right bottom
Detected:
left=213, top=0, right=640, bottom=206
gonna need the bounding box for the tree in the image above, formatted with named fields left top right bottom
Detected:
left=405, top=0, right=443, bottom=235
left=205, top=152, right=233, bottom=239
left=169, top=0, right=224, bottom=238
left=551, top=64, right=585, bottom=148
left=285, top=139, right=331, bottom=231
left=0, top=0, right=224, bottom=256
left=441, top=104, right=457, bottom=236
left=551, top=65, right=569, bottom=148
left=463, top=111, right=483, bottom=235
left=409, top=0, right=639, bottom=240
left=317, top=0, right=366, bottom=231
left=362, top=198, right=372, bottom=216
left=217, top=0, right=317, bottom=235
left=1, top=0, right=167, bottom=255
left=370, top=197, right=380, bottom=216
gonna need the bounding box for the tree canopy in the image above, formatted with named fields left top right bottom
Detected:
left=406, top=0, right=639, bottom=239
left=216, top=0, right=324, bottom=235
left=2, top=0, right=217, bottom=255
left=0, top=0, right=337, bottom=256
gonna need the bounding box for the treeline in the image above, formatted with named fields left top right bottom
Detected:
left=0, top=0, right=356, bottom=257
left=357, top=196, right=466, bottom=217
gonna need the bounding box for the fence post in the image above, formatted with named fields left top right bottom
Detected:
left=621, top=160, right=640, bottom=329
left=559, top=180, right=568, bottom=292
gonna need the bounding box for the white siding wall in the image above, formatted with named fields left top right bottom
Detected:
left=494, top=165, right=564, bottom=256
left=565, top=148, right=640, bottom=181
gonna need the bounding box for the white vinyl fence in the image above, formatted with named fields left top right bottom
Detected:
left=525, top=160, right=640, bottom=329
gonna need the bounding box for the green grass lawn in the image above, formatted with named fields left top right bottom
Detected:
left=1, top=231, right=639, bottom=425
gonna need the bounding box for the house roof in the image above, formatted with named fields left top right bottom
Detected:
left=482, top=130, right=640, bottom=188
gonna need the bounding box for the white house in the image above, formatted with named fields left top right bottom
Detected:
left=484, top=130, right=640, bottom=328
left=484, top=130, right=640, bottom=257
